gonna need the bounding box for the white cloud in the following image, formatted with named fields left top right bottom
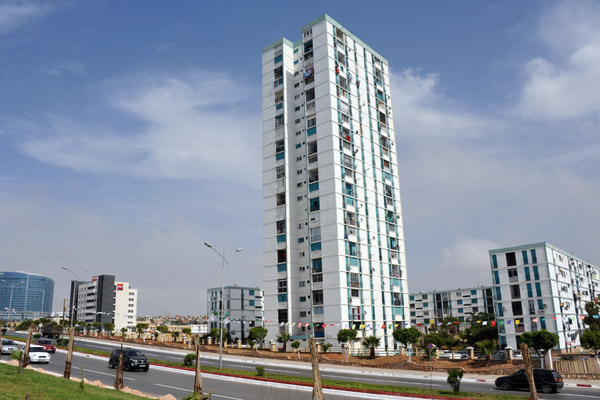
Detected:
left=515, top=1, right=600, bottom=120
left=389, top=69, right=492, bottom=139
left=16, top=71, right=261, bottom=187
left=0, top=2, right=49, bottom=36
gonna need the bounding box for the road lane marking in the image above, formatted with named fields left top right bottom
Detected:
left=558, top=395, right=600, bottom=398
left=85, top=369, right=135, bottom=380
left=155, top=383, right=188, bottom=391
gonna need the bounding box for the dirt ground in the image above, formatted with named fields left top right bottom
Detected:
left=82, top=334, right=521, bottom=375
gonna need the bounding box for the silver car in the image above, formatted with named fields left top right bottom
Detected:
left=1, top=339, right=18, bottom=355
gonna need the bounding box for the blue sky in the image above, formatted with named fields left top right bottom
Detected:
left=1, top=0, right=599, bottom=315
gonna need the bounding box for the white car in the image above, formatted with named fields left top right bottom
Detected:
left=28, top=345, right=50, bottom=364
left=1, top=339, right=19, bottom=355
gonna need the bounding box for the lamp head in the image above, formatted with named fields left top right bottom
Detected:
left=61, top=266, right=68, bottom=270
left=204, top=242, right=213, bottom=248
left=236, top=248, right=243, bottom=252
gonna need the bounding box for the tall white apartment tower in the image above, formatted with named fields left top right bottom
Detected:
left=262, top=15, right=409, bottom=349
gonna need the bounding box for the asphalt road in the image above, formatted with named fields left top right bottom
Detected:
left=5, top=331, right=600, bottom=399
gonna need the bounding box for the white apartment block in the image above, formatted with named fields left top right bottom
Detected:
left=114, top=281, right=138, bottom=331
left=262, top=15, right=409, bottom=349
left=409, top=286, right=495, bottom=329
left=490, top=242, right=600, bottom=350
left=207, top=286, right=264, bottom=342
left=74, top=275, right=137, bottom=331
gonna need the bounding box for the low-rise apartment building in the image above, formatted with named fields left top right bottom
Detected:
left=409, top=286, right=495, bottom=330
left=490, top=242, right=600, bottom=350
left=207, top=285, right=264, bottom=342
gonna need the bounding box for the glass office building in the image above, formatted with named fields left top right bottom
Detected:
left=0, top=271, right=54, bottom=322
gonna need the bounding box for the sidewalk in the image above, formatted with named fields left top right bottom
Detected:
left=72, top=336, right=600, bottom=389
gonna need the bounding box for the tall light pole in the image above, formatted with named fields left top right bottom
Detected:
left=1, top=280, right=25, bottom=324
left=61, top=266, right=91, bottom=328
left=204, top=242, right=243, bottom=370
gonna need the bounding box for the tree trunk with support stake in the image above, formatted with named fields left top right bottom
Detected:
left=22, top=324, right=33, bottom=369
left=193, top=336, right=203, bottom=395
left=520, top=343, right=538, bottom=400
left=114, top=344, right=124, bottom=390
left=309, top=337, right=323, bottom=400
left=64, top=327, right=75, bottom=378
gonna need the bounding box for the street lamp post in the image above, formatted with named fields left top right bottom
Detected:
left=61, top=267, right=91, bottom=328
left=204, top=242, right=243, bottom=370
left=0, top=280, right=25, bottom=324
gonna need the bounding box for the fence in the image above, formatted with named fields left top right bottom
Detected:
left=554, top=358, right=600, bottom=378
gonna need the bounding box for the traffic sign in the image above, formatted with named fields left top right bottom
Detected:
left=427, top=342, right=434, bottom=350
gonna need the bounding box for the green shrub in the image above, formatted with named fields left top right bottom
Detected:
left=183, top=353, right=196, bottom=366
left=256, top=366, right=265, bottom=377
left=33, top=333, right=42, bottom=339
left=447, top=368, right=464, bottom=394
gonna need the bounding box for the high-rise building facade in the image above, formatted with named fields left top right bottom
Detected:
left=489, top=242, right=599, bottom=350
left=0, top=271, right=54, bottom=322
left=409, top=286, right=495, bottom=330
left=262, top=15, right=409, bottom=349
left=72, top=275, right=138, bottom=331
left=207, top=285, right=264, bottom=342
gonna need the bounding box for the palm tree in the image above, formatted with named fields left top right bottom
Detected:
left=363, top=335, right=381, bottom=359
left=120, top=327, right=127, bottom=341
left=172, top=331, right=180, bottom=343
left=477, top=339, right=496, bottom=367
left=277, top=332, right=292, bottom=352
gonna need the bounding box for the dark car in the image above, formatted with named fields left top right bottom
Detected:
left=36, top=339, right=56, bottom=353
left=108, top=349, right=149, bottom=371
left=495, top=368, right=563, bottom=393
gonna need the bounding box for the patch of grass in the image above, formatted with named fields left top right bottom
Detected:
left=0, top=363, right=149, bottom=400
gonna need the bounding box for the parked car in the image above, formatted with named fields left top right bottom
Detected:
left=28, top=345, right=51, bottom=364
left=512, top=350, right=523, bottom=360
left=108, top=349, right=149, bottom=371
left=495, top=368, right=563, bottom=393
left=491, top=350, right=507, bottom=360
left=36, top=339, right=56, bottom=353
left=439, top=351, right=468, bottom=359
left=1, top=339, right=19, bottom=355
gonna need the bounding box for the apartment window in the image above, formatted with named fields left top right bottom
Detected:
left=533, top=266, right=540, bottom=280
left=275, top=220, right=286, bottom=235
left=535, top=282, right=542, bottom=297
left=313, top=273, right=323, bottom=282
left=527, top=283, right=533, bottom=298
left=528, top=300, right=535, bottom=314
left=307, top=117, right=316, bottom=128
left=306, top=88, right=315, bottom=101
left=297, top=196, right=303, bottom=201
left=274, top=66, right=283, bottom=79
left=506, top=252, right=517, bottom=266
left=309, top=197, right=320, bottom=212
left=294, top=82, right=300, bottom=88
left=275, top=90, right=284, bottom=103
left=299, top=281, right=305, bottom=287
left=278, top=309, right=288, bottom=323
left=347, top=242, right=358, bottom=256
left=295, top=118, right=302, bottom=124
left=296, top=156, right=302, bottom=162
left=312, top=258, right=322, bottom=273
left=313, top=290, right=324, bottom=304
left=275, top=115, right=284, bottom=128
left=522, top=250, right=529, bottom=265
left=310, top=227, right=321, bottom=242
left=295, top=94, right=301, bottom=100
left=510, top=285, right=521, bottom=299
left=512, top=301, right=523, bottom=316
left=524, top=267, right=531, bottom=281
left=349, top=273, right=359, bottom=288
left=295, top=106, right=301, bottom=112
left=300, top=311, right=307, bottom=317
left=508, top=268, right=518, bottom=282
left=276, top=166, right=285, bottom=179
left=277, top=279, right=287, bottom=293
left=276, top=193, right=285, bottom=206
left=492, top=254, right=498, bottom=268
left=531, top=249, right=537, bottom=263
left=277, top=249, right=286, bottom=263
left=314, top=306, right=323, bottom=315
left=351, top=289, right=359, bottom=297
left=300, top=296, right=306, bottom=302
left=493, top=271, right=500, bottom=285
